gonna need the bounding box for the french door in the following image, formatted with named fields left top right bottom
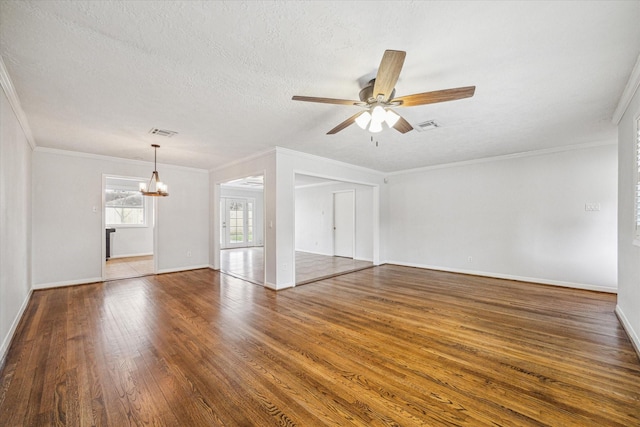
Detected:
left=221, top=198, right=254, bottom=248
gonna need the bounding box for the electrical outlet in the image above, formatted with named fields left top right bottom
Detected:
left=467, top=256, right=473, bottom=263
left=186, top=250, right=192, bottom=257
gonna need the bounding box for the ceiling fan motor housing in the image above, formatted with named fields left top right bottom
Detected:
left=359, top=79, right=396, bottom=103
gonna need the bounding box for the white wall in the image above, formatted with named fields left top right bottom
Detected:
left=295, top=181, right=373, bottom=261
left=616, top=61, right=640, bottom=356
left=106, top=176, right=154, bottom=258
left=212, top=148, right=382, bottom=289
left=109, top=225, right=154, bottom=258
left=32, top=149, right=209, bottom=287
left=0, top=88, right=32, bottom=364
left=384, top=144, right=618, bottom=292
left=276, top=148, right=383, bottom=288
left=211, top=150, right=275, bottom=285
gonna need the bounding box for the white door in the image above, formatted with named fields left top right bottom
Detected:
left=222, top=198, right=254, bottom=248
left=333, top=191, right=355, bottom=258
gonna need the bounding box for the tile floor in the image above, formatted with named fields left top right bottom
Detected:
left=295, top=251, right=373, bottom=285
left=220, top=247, right=373, bottom=286
left=105, top=255, right=154, bottom=280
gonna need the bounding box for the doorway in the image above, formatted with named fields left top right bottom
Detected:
left=218, top=175, right=265, bottom=285
left=294, top=175, right=374, bottom=285
left=333, top=190, right=355, bottom=258
left=103, top=175, right=155, bottom=280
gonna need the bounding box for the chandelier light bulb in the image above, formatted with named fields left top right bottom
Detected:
left=141, top=144, right=169, bottom=197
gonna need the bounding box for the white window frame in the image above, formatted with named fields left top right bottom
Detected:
left=220, top=196, right=256, bottom=248
left=105, top=187, right=149, bottom=229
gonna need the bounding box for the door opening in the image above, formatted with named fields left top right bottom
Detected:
left=333, top=190, right=355, bottom=258
left=218, top=175, right=265, bottom=285
left=102, top=175, right=156, bottom=281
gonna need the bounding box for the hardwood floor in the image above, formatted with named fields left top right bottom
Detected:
left=1, top=266, right=639, bottom=426
left=220, top=247, right=374, bottom=285
left=220, top=247, right=264, bottom=284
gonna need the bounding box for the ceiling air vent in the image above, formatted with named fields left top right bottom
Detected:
left=415, top=120, right=440, bottom=132
left=149, top=128, right=178, bottom=137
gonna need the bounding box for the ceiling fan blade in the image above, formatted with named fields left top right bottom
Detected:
left=292, top=95, right=360, bottom=106
left=373, top=50, right=406, bottom=102
left=391, top=86, right=476, bottom=107
left=392, top=115, right=413, bottom=134
left=327, top=111, right=364, bottom=135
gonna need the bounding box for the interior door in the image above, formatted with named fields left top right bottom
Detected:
left=333, top=191, right=355, bottom=258
left=222, top=198, right=254, bottom=248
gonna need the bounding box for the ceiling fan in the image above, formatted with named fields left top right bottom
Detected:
left=292, top=50, right=475, bottom=135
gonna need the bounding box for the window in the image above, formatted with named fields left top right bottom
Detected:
left=106, top=189, right=145, bottom=226
left=229, top=200, right=245, bottom=243
left=247, top=201, right=254, bottom=244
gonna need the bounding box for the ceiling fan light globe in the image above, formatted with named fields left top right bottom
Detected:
left=355, top=111, right=372, bottom=129
left=371, top=105, right=386, bottom=123
left=369, top=120, right=383, bottom=133
left=385, top=109, right=400, bottom=127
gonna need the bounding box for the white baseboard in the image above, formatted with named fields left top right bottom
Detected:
left=1, top=289, right=33, bottom=370
left=156, top=264, right=210, bottom=274
left=384, top=260, right=618, bottom=294
left=295, top=249, right=332, bottom=256
left=264, top=281, right=294, bottom=291
left=208, top=265, right=218, bottom=270
left=108, top=252, right=153, bottom=259
left=33, top=276, right=104, bottom=290
left=296, top=249, right=373, bottom=263
left=615, top=305, right=640, bottom=360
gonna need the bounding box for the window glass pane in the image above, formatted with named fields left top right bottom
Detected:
left=106, top=189, right=145, bottom=225
left=247, top=202, right=253, bottom=242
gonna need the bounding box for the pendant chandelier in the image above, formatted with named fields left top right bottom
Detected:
left=139, top=144, right=169, bottom=197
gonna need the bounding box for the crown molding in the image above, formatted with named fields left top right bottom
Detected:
left=386, top=139, right=617, bottom=177
left=275, top=146, right=384, bottom=176
left=612, top=53, right=640, bottom=125
left=34, top=146, right=209, bottom=173
left=210, top=147, right=276, bottom=173
left=0, top=55, right=36, bottom=149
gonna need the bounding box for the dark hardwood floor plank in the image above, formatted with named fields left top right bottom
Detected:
left=1, top=265, right=639, bottom=426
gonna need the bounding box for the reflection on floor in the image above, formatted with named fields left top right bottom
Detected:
left=220, top=247, right=264, bottom=285
left=295, top=251, right=373, bottom=285
left=105, top=255, right=154, bottom=280
left=220, top=247, right=374, bottom=286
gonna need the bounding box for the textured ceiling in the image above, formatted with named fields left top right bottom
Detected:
left=1, top=1, right=639, bottom=172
